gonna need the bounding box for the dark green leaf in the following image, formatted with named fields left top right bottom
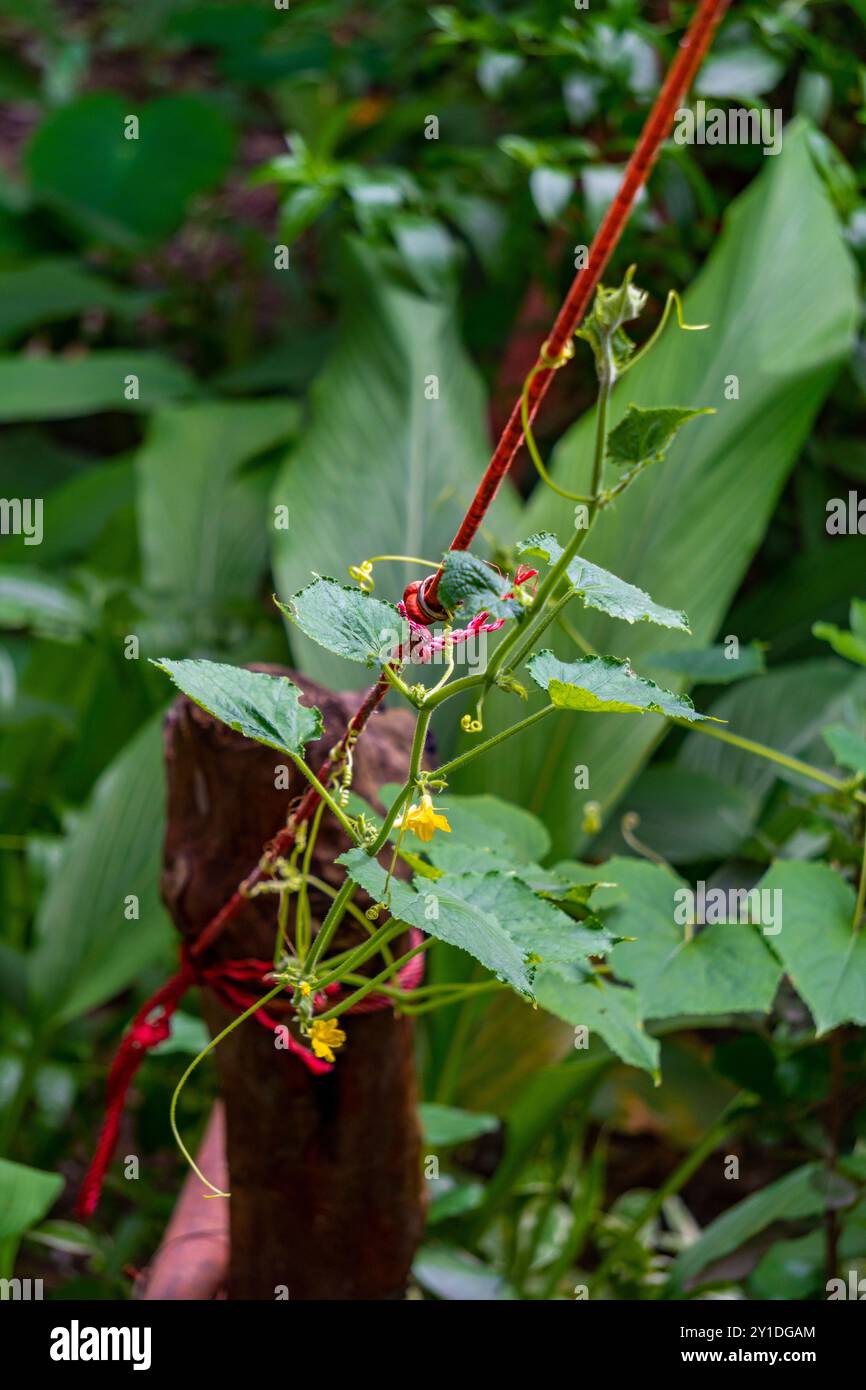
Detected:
left=153, top=659, right=323, bottom=756
left=606, top=404, right=712, bottom=470
left=277, top=576, right=406, bottom=666
left=759, top=861, right=866, bottom=1034
left=527, top=650, right=710, bottom=721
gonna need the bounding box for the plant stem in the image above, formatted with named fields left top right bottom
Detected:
left=434, top=704, right=557, bottom=780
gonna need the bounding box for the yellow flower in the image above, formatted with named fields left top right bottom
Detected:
left=308, top=1018, right=347, bottom=1063
left=395, top=792, right=452, bottom=844
left=298, top=981, right=312, bottom=997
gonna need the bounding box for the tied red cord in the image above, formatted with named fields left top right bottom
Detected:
left=75, top=932, right=425, bottom=1220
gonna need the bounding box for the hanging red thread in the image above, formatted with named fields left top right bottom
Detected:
left=76, top=932, right=425, bottom=1219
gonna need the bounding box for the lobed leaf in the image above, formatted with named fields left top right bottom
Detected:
left=519, top=532, right=688, bottom=631
left=154, top=658, right=323, bottom=756
left=277, top=576, right=406, bottom=666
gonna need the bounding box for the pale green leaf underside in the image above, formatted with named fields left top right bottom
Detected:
left=519, top=532, right=688, bottom=632
left=278, top=576, right=406, bottom=666
left=154, top=658, right=323, bottom=755
left=528, top=650, right=710, bottom=721
left=759, top=860, right=866, bottom=1034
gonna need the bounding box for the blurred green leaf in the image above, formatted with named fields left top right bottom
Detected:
left=419, top=1102, right=499, bottom=1146
left=278, top=577, right=405, bottom=666
left=270, top=239, right=518, bottom=688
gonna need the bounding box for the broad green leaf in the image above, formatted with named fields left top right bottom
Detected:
left=646, top=642, right=766, bottom=684
left=438, top=550, right=522, bottom=620
left=29, top=716, right=172, bottom=1024
left=135, top=400, right=297, bottom=635
left=668, top=1163, right=830, bottom=1293
left=595, top=765, right=757, bottom=865
left=277, top=576, right=406, bottom=666
left=27, top=93, right=235, bottom=248
left=428, top=793, right=550, bottom=864
left=594, top=858, right=781, bottom=1018
left=457, top=126, right=858, bottom=856
left=823, top=722, right=866, bottom=776
left=534, top=973, right=660, bottom=1076
left=527, top=650, right=710, bottom=721
left=519, top=532, right=688, bottom=631
left=436, top=870, right=613, bottom=970
left=270, top=238, right=518, bottom=688
left=153, top=659, right=323, bottom=756
left=0, top=1159, right=63, bottom=1240
left=0, top=568, right=94, bottom=640
left=813, top=617, right=866, bottom=666
left=605, top=405, right=712, bottom=469
left=419, top=1103, right=499, bottom=1146
left=759, top=860, right=866, bottom=1034
left=336, top=848, right=536, bottom=995
left=0, top=258, right=148, bottom=340
left=0, top=351, right=196, bottom=421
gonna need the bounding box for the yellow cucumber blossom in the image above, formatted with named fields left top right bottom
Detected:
left=308, top=1018, right=346, bottom=1063
left=395, top=791, right=452, bottom=844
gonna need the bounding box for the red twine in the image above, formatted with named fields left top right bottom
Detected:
left=75, top=931, right=425, bottom=1220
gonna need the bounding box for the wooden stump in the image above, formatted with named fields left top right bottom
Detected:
left=160, top=668, right=426, bottom=1300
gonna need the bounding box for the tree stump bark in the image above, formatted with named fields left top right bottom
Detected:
left=160, top=668, right=426, bottom=1300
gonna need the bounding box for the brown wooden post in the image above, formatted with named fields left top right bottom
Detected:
left=159, top=668, right=426, bottom=1300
